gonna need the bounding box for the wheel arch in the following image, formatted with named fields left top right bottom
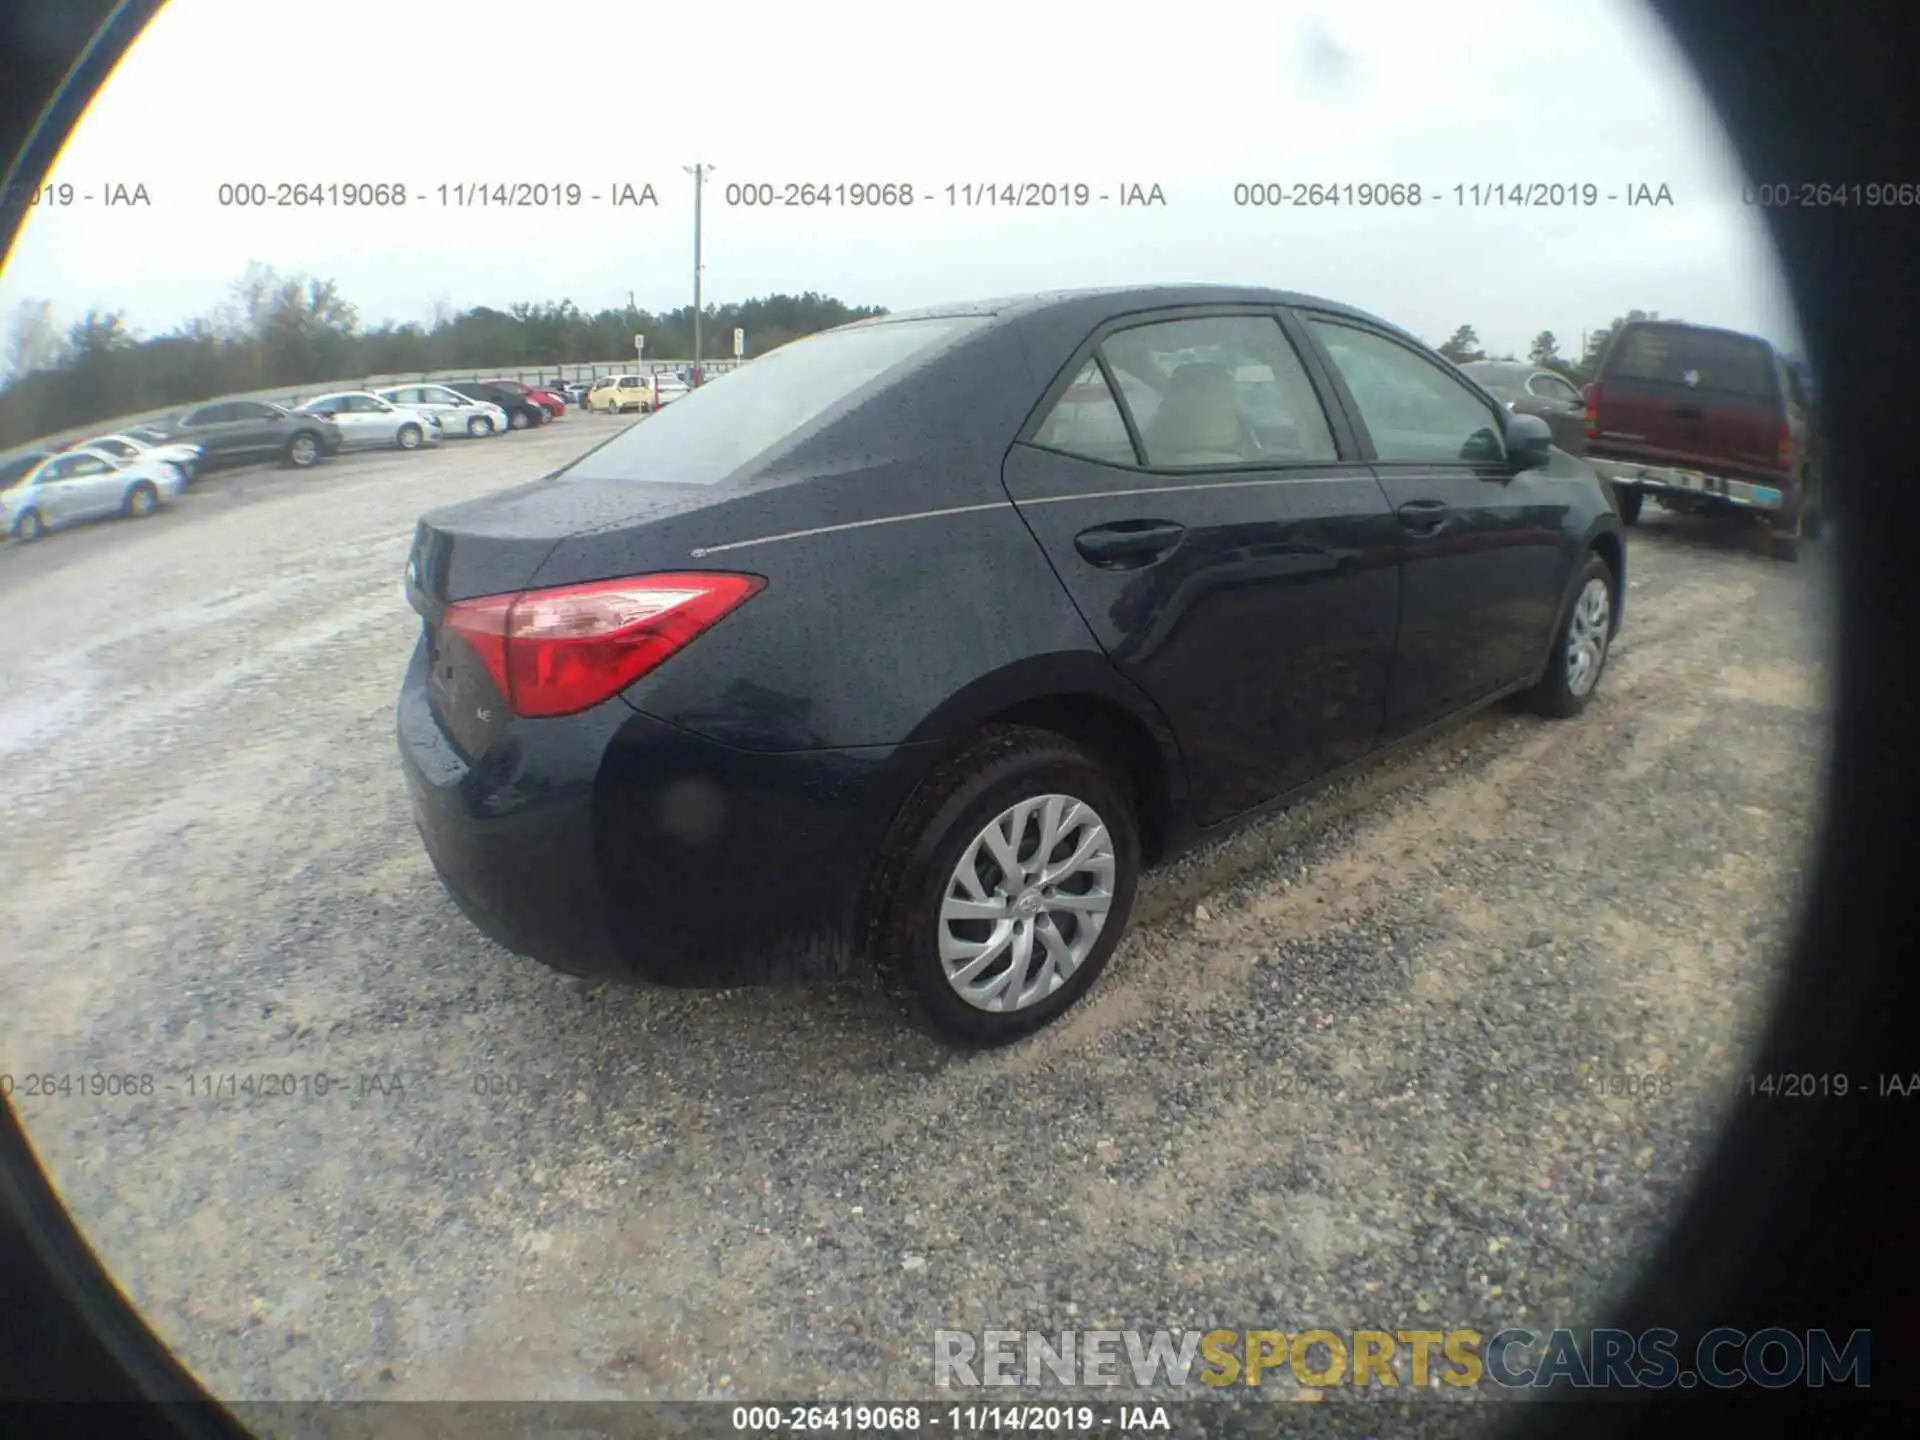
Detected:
left=896, top=653, right=1191, bottom=866
left=1588, top=524, right=1626, bottom=636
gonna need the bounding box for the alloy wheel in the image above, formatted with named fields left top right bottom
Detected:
left=1566, top=576, right=1611, bottom=698
left=937, top=793, right=1117, bottom=1013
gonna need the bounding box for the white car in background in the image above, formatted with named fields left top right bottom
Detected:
left=70, top=430, right=205, bottom=481
left=3, top=445, right=185, bottom=542
left=653, top=376, right=690, bottom=405
left=294, top=391, right=443, bottom=450
left=373, top=383, right=510, bottom=438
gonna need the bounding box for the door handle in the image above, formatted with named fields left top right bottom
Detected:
left=1396, top=499, right=1457, bottom=537
left=1073, top=520, right=1186, bottom=568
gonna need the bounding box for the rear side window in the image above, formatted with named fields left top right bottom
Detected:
left=1605, top=326, right=1778, bottom=396
left=1031, top=361, right=1136, bottom=464
left=1095, top=315, right=1338, bottom=469
left=565, top=316, right=986, bottom=486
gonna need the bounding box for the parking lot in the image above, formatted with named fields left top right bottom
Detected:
left=0, top=416, right=1832, bottom=1404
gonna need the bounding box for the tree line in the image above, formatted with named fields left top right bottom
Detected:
left=0, top=263, right=887, bottom=449
left=1432, top=311, right=1669, bottom=382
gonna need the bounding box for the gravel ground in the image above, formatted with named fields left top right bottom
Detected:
left=0, top=425, right=1833, bottom=1416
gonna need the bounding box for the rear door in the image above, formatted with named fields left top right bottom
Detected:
left=1002, top=307, right=1401, bottom=826
left=65, top=452, right=126, bottom=517
left=1298, top=314, right=1569, bottom=737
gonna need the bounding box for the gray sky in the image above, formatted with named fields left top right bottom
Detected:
left=0, top=0, right=1803, bottom=360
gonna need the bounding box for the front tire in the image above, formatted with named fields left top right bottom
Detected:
left=283, top=432, right=321, bottom=468
left=867, top=726, right=1142, bottom=1047
left=123, top=480, right=159, bottom=517
left=467, top=415, right=494, bottom=438
left=1523, top=552, right=1616, bottom=719
left=396, top=423, right=423, bottom=451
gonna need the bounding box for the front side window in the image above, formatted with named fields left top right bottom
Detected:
left=566, top=316, right=985, bottom=486
left=1098, top=315, right=1338, bottom=469
left=1030, top=361, right=1134, bottom=465
left=1308, top=321, right=1505, bottom=464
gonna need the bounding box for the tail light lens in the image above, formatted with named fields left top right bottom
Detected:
left=1582, top=383, right=1601, bottom=439
left=1776, top=418, right=1793, bottom=468
left=442, top=572, right=765, bottom=719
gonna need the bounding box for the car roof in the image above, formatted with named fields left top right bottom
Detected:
left=1613, top=317, right=1778, bottom=351
left=842, top=284, right=1399, bottom=333
left=1463, top=360, right=1533, bottom=374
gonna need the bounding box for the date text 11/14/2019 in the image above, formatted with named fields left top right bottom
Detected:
left=719, top=182, right=1168, bottom=208
left=0, top=1072, right=407, bottom=1101
left=1230, top=181, right=1675, bottom=208
left=729, top=1404, right=1175, bottom=1432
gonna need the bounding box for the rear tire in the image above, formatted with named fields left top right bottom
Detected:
left=509, top=409, right=531, bottom=431
left=122, top=480, right=159, bottom=517
left=1523, top=552, right=1616, bottom=719
left=1613, top=485, right=1643, bottom=526
left=13, top=508, right=45, bottom=542
left=1770, top=485, right=1811, bottom=562
left=1800, top=468, right=1825, bottom=539
left=867, top=726, right=1141, bottom=1047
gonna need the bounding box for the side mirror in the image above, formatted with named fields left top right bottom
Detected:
left=1504, top=412, right=1554, bottom=472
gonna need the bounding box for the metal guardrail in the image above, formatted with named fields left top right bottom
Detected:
left=1, top=360, right=744, bottom=461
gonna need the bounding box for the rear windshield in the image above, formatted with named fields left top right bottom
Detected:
left=563, top=316, right=985, bottom=486
left=1604, top=325, right=1777, bottom=396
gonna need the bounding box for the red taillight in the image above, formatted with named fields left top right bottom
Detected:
left=442, top=572, right=765, bottom=719
left=1582, top=383, right=1601, bottom=439
left=1776, top=418, right=1792, bottom=468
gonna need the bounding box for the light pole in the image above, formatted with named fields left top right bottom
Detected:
left=683, top=163, right=712, bottom=383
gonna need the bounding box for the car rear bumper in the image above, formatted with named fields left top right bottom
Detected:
left=397, top=640, right=941, bottom=988
left=1587, top=456, right=1788, bottom=514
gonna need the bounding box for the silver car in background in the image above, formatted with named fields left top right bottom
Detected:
left=3, top=445, right=185, bottom=541
left=372, top=383, right=510, bottom=438
left=294, top=391, right=443, bottom=451
left=71, top=430, right=205, bottom=481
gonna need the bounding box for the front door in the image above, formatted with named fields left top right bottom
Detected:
left=1002, top=309, right=1402, bottom=827
left=1298, top=316, right=1570, bottom=738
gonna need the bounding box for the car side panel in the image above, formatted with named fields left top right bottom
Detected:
left=617, top=495, right=1104, bottom=751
